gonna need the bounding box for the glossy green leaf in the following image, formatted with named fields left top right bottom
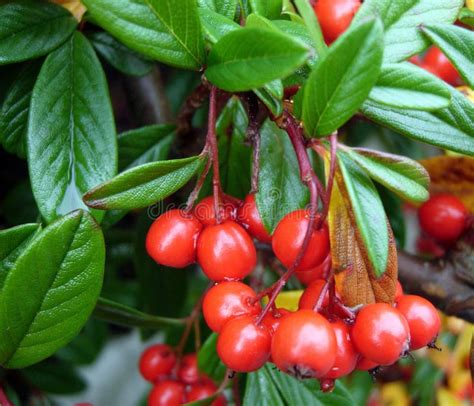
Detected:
left=377, top=186, right=406, bottom=249
left=338, top=152, right=389, bottom=277
left=0, top=223, right=40, bottom=290
left=0, top=60, right=41, bottom=158
left=89, top=31, right=154, bottom=77
left=198, top=8, right=240, bottom=44
left=341, top=147, right=429, bottom=203
left=197, top=333, right=227, bottom=382
left=369, top=63, right=451, bottom=110
left=27, top=32, right=117, bottom=223
left=272, top=20, right=317, bottom=65
left=0, top=0, right=77, bottom=65
left=255, top=120, right=309, bottom=233
left=303, top=18, right=383, bottom=137
left=293, top=0, right=326, bottom=59
left=254, top=80, right=284, bottom=117
left=0, top=210, right=105, bottom=368
left=362, top=87, right=474, bottom=156
left=82, top=0, right=205, bottom=70
left=84, top=156, right=205, bottom=210
left=246, top=12, right=276, bottom=29
left=421, top=23, right=474, bottom=87
left=353, top=0, right=464, bottom=63
left=118, top=124, right=175, bottom=170
left=250, top=0, right=282, bottom=19
left=205, top=27, right=309, bottom=91
left=197, top=0, right=238, bottom=20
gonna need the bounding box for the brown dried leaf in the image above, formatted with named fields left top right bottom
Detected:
left=420, top=155, right=474, bottom=213
left=329, top=166, right=398, bottom=307
left=50, top=0, right=86, bottom=21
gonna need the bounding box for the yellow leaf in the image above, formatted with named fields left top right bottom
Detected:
left=263, top=290, right=303, bottom=311
left=467, top=0, right=474, bottom=12
left=380, top=382, right=410, bottom=406
left=50, top=0, right=86, bottom=21
left=437, top=388, right=463, bottom=406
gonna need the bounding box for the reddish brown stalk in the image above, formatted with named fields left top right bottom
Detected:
left=320, top=132, right=338, bottom=223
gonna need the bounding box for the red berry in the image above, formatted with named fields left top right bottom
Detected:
left=396, top=295, right=441, bottom=350
left=356, top=357, right=378, bottom=371
left=177, top=353, right=199, bottom=385
left=272, top=210, right=330, bottom=271
left=238, top=194, right=272, bottom=243
left=139, top=344, right=176, bottom=382
left=148, top=380, right=185, bottom=406
left=298, top=279, right=329, bottom=310
left=202, top=281, right=261, bottom=332
left=418, top=194, right=468, bottom=242
left=395, top=281, right=404, bottom=302
left=271, top=309, right=336, bottom=378
left=408, top=55, right=422, bottom=66
left=197, top=221, right=257, bottom=281
left=261, top=308, right=291, bottom=335
left=313, top=0, right=361, bottom=44
left=295, top=255, right=331, bottom=286
left=186, top=382, right=227, bottom=406
left=323, top=320, right=358, bottom=379
left=351, top=303, right=410, bottom=365
left=423, top=47, right=460, bottom=85
left=217, top=315, right=271, bottom=372
left=194, top=196, right=237, bottom=226
left=146, top=209, right=202, bottom=268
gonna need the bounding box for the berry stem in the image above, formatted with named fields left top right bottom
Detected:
left=247, top=95, right=262, bottom=194
left=176, top=81, right=210, bottom=136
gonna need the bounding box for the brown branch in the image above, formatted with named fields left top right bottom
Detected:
left=176, top=82, right=211, bottom=137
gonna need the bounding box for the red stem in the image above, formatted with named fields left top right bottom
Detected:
left=0, top=386, right=13, bottom=406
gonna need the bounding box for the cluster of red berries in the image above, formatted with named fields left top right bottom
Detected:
left=139, top=344, right=226, bottom=406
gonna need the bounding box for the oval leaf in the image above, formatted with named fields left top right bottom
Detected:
left=341, top=147, right=430, bottom=203
left=421, top=23, right=474, bottom=87
left=27, top=32, right=117, bottom=223
left=250, top=0, right=282, bottom=19
left=197, top=0, right=238, bottom=20
left=303, top=18, right=383, bottom=137
left=369, top=63, right=451, bottom=111
left=354, top=0, right=464, bottom=63
left=83, top=0, right=205, bottom=70
left=84, top=156, right=205, bottom=210
left=198, top=8, right=240, bottom=44
left=0, top=210, right=105, bottom=368
left=205, top=27, right=309, bottom=91
left=0, top=0, right=77, bottom=65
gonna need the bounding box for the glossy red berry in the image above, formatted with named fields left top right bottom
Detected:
left=146, top=209, right=202, bottom=268
left=238, top=194, right=272, bottom=243
left=186, top=382, right=227, bottom=406
left=197, top=221, right=257, bottom=281
left=423, top=47, right=460, bottom=85
left=272, top=210, right=330, bottom=271
left=351, top=303, right=410, bottom=366
left=202, top=281, right=261, bottom=332
left=194, top=196, right=237, bottom=226
left=271, top=310, right=336, bottom=378
left=356, top=357, right=378, bottom=371
left=298, top=279, right=329, bottom=310
left=261, top=308, right=291, bottom=335
left=396, top=295, right=441, bottom=350
left=395, top=281, right=404, bottom=302
left=323, top=320, right=358, bottom=379
left=418, top=194, right=468, bottom=242
left=148, top=380, right=185, bottom=406
left=139, top=344, right=176, bottom=382
left=217, top=315, right=271, bottom=372
left=295, top=255, right=331, bottom=286
left=313, top=0, right=361, bottom=44
left=177, top=353, right=199, bottom=385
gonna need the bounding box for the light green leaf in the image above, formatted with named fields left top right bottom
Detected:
left=198, top=8, right=240, bottom=44
left=206, top=27, right=309, bottom=91
left=459, top=8, right=474, bottom=27
left=421, top=23, right=474, bottom=87
left=197, top=333, right=227, bottom=382
left=250, top=0, right=282, bottom=19
left=197, top=0, right=238, bottom=20
left=82, top=0, right=205, bottom=70
left=303, top=18, right=383, bottom=137
left=293, top=0, right=326, bottom=59
left=369, top=63, right=451, bottom=110
left=27, top=32, right=117, bottom=223
left=272, top=20, right=317, bottom=65
left=0, top=210, right=105, bottom=368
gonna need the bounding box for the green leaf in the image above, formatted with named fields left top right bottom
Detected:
left=22, top=358, right=86, bottom=394
left=197, top=333, right=227, bottom=382
left=255, top=120, right=309, bottom=233
left=303, top=18, right=383, bottom=137
left=369, top=63, right=451, bottom=110
left=0, top=60, right=41, bottom=158
left=459, top=8, right=474, bottom=27
left=254, top=80, right=284, bottom=117
left=89, top=31, right=154, bottom=77
left=0, top=210, right=105, bottom=368
left=244, top=365, right=285, bottom=406
left=341, top=147, right=429, bottom=203
left=338, top=152, right=389, bottom=277
left=197, top=0, right=238, bottom=20
left=83, top=156, right=205, bottom=210
left=0, top=0, right=77, bottom=65
left=0, top=223, right=40, bottom=290
left=353, top=0, right=464, bottom=63
left=361, top=87, right=474, bottom=156
left=250, top=0, right=282, bottom=19
left=205, top=27, right=309, bottom=91
left=82, top=0, right=205, bottom=70
left=377, top=186, right=406, bottom=249
left=421, top=23, right=474, bottom=87
left=27, top=32, right=117, bottom=223
left=292, top=0, right=326, bottom=59
left=272, top=20, right=317, bottom=65
left=199, top=8, right=240, bottom=44
left=118, top=124, right=175, bottom=170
